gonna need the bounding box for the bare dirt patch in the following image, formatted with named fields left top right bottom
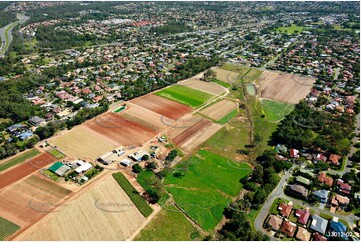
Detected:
left=50, top=125, right=116, bottom=160
left=84, top=112, right=156, bottom=147
left=0, top=175, right=71, bottom=230
left=130, top=94, right=192, bottom=120
left=213, top=68, right=239, bottom=83
left=0, top=152, right=56, bottom=190
left=178, top=79, right=226, bottom=95
left=258, top=71, right=316, bottom=104
left=15, top=175, right=146, bottom=241
left=119, top=102, right=167, bottom=132
left=199, top=99, right=237, bottom=121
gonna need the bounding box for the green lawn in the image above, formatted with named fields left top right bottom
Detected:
left=0, top=149, right=40, bottom=172
left=211, top=79, right=231, bottom=88
left=134, top=204, right=200, bottom=241
left=277, top=24, right=305, bottom=34
left=112, top=172, right=153, bottom=217
left=261, top=99, right=295, bottom=122
left=164, top=150, right=252, bottom=231
left=155, top=85, right=214, bottom=108
left=0, top=216, right=20, bottom=240
left=217, top=109, right=238, bottom=125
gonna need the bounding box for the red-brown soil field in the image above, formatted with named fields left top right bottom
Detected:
left=0, top=152, right=57, bottom=190
left=0, top=175, right=72, bottom=230
left=130, top=94, right=192, bottom=120
left=84, top=112, right=156, bottom=146
left=172, top=119, right=212, bottom=146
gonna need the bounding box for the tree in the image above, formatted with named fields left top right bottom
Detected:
left=132, top=164, right=143, bottom=173
left=165, top=149, right=178, bottom=162
left=145, top=161, right=157, bottom=171
left=142, top=154, right=150, bottom=161
left=252, top=165, right=264, bottom=183
left=203, top=69, right=216, bottom=81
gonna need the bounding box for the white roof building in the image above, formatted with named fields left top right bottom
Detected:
left=75, top=162, right=93, bottom=173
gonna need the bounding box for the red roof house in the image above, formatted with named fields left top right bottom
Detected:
left=295, top=208, right=310, bottom=225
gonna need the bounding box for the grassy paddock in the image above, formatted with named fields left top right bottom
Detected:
left=0, top=149, right=40, bottom=172
left=217, top=109, right=238, bottom=125
left=134, top=204, right=199, bottom=241
left=261, top=99, right=295, bottom=122
left=112, top=172, right=153, bottom=217
left=0, top=216, right=20, bottom=240
left=155, top=85, right=213, bottom=108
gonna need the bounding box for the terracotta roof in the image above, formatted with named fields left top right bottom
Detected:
left=318, top=172, right=334, bottom=187
left=331, top=194, right=350, bottom=206
left=290, top=148, right=299, bottom=158
left=296, top=227, right=311, bottom=241
left=295, top=208, right=310, bottom=225
left=329, top=154, right=341, bottom=165
left=313, top=232, right=327, bottom=241
left=281, top=220, right=297, bottom=237
left=267, top=214, right=283, bottom=231
left=337, top=179, right=352, bottom=194
left=278, top=203, right=292, bottom=217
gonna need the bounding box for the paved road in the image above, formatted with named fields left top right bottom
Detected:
left=254, top=165, right=296, bottom=240
left=0, top=13, right=29, bottom=57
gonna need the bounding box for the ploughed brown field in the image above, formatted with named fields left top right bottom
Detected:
left=130, top=94, right=192, bottom=120
left=258, top=71, right=316, bottom=104
left=15, top=175, right=145, bottom=241
left=199, top=99, right=237, bottom=121
left=0, top=152, right=56, bottom=190
left=0, top=175, right=72, bottom=233
left=84, top=112, right=156, bottom=146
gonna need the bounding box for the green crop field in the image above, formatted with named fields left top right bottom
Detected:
left=261, top=99, right=294, bottom=122
left=164, top=150, right=252, bottom=230
left=0, top=149, right=40, bottom=172
left=276, top=24, right=305, bottom=34
left=217, top=109, right=238, bottom=125
left=112, top=172, right=153, bottom=217
left=47, top=147, right=66, bottom=159
left=0, top=216, right=20, bottom=240
left=134, top=204, right=199, bottom=241
left=211, top=79, right=231, bottom=88
left=155, top=85, right=213, bottom=108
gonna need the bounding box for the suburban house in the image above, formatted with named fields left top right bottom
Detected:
left=295, top=208, right=310, bottom=225
left=313, top=232, right=327, bottom=241
left=290, top=148, right=299, bottom=158
left=281, top=220, right=297, bottom=238
left=266, top=214, right=283, bottom=231
left=295, top=176, right=311, bottom=186
left=310, top=215, right=328, bottom=235
left=329, top=220, right=348, bottom=240
left=336, top=179, right=352, bottom=195
left=299, top=168, right=316, bottom=178
left=328, top=154, right=342, bottom=166
left=295, top=227, right=311, bottom=241
left=312, top=190, right=330, bottom=203
left=278, top=202, right=293, bottom=218
left=331, top=194, right=350, bottom=210
left=29, top=116, right=46, bottom=126
left=289, top=184, right=309, bottom=197
left=318, top=172, right=334, bottom=187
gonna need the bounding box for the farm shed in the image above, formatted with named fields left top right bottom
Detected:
left=120, top=159, right=132, bottom=167
left=55, top=165, right=71, bottom=176
left=48, top=162, right=64, bottom=173
left=98, top=152, right=119, bottom=165
left=75, top=163, right=93, bottom=173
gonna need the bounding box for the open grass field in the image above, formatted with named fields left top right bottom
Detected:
left=201, top=123, right=249, bottom=160
left=0, top=152, right=57, bottom=190
left=113, top=172, right=153, bottom=217
left=178, top=79, right=226, bottom=95
left=119, top=102, right=167, bottom=132
left=0, top=216, right=20, bottom=240
left=51, top=125, right=116, bottom=160
left=199, top=99, right=238, bottom=121
left=258, top=71, right=316, bottom=104
left=0, top=175, right=72, bottom=230
left=85, top=112, right=156, bottom=147
left=242, top=68, right=264, bottom=83
left=15, top=175, right=146, bottom=241
left=0, top=149, right=40, bottom=172
left=277, top=24, right=305, bottom=34
left=261, top=99, right=294, bottom=122
left=164, top=150, right=252, bottom=231
left=155, top=85, right=214, bottom=108
left=130, top=94, right=192, bottom=120
left=135, top=204, right=199, bottom=241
